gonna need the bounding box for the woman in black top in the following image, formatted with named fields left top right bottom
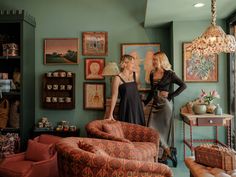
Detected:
left=144, top=52, right=186, bottom=165
left=107, top=55, right=145, bottom=126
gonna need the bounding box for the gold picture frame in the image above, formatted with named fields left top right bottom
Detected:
left=44, top=38, right=79, bottom=65
left=83, top=82, right=105, bottom=110
left=183, top=42, right=218, bottom=82
left=82, top=32, right=108, bottom=56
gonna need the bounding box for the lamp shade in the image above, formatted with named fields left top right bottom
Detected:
left=190, top=0, right=236, bottom=56
left=102, top=62, right=120, bottom=76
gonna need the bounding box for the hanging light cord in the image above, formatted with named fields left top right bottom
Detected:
left=211, top=0, right=216, bottom=26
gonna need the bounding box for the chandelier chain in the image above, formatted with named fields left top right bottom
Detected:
left=211, top=0, right=216, bottom=26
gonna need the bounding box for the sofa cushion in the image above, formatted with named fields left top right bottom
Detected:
left=25, top=140, right=52, bottom=162
left=102, top=121, right=124, bottom=138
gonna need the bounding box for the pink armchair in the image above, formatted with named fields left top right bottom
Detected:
left=0, top=134, right=61, bottom=177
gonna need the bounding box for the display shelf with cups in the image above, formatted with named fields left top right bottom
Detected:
left=0, top=10, right=36, bottom=151
left=42, top=70, right=75, bottom=109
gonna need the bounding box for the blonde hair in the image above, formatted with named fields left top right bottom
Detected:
left=153, top=52, right=172, bottom=70
left=120, top=54, right=134, bottom=71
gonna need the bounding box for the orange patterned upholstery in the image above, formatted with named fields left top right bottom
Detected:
left=102, top=121, right=125, bottom=138
left=86, top=119, right=159, bottom=161
left=56, top=137, right=173, bottom=177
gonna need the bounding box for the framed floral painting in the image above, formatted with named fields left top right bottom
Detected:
left=83, top=82, right=105, bottom=110
left=44, top=38, right=79, bottom=65
left=183, top=42, right=218, bottom=82
left=82, top=32, right=108, bottom=56
left=121, top=43, right=160, bottom=91
left=84, top=58, right=105, bottom=80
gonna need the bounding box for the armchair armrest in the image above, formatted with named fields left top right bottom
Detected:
left=1, top=152, right=25, bottom=164
left=121, top=122, right=159, bottom=144
left=30, top=153, right=58, bottom=177
left=86, top=127, right=131, bottom=143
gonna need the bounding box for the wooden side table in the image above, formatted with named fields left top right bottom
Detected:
left=180, top=112, right=233, bottom=158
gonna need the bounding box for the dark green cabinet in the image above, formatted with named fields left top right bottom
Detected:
left=0, top=10, right=35, bottom=150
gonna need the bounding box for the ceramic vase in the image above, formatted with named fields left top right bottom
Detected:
left=206, top=101, right=216, bottom=114
left=214, top=104, right=223, bottom=115
left=193, top=104, right=207, bottom=114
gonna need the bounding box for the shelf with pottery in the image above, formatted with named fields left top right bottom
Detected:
left=180, top=103, right=233, bottom=158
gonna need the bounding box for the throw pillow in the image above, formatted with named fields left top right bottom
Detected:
left=25, top=140, right=52, bottom=162
left=102, top=121, right=124, bottom=138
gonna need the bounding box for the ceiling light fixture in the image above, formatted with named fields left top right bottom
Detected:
left=194, top=3, right=205, bottom=8
left=190, top=0, right=236, bottom=56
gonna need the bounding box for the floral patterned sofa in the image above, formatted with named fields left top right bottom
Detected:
left=86, top=119, right=160, bottom=162
left=56, top=137, right=173, bottom=177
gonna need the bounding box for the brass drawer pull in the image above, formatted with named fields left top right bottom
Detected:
left=209, top=120, right=213, bottom=124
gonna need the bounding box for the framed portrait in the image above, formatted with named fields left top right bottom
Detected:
left=121, top=43, right=161, bottom=91
left=82, top=32, right=108, bottom=56
left=44, top=38, right=79, bottom=65
left=85, top=58, right=105, bottom=80
left=83, top=82, right=106, bottom=110
left=183, top=42, right=218, bottom=82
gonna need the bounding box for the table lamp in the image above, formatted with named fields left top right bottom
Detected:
left=102, top=62, right=120, bottom=96
left=102, top=62, right=120, bottom=76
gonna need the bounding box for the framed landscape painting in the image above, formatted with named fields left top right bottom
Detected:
left=44, top=38, right=79, bottom=65
left=83, top=82, right=105, bottom=110
left=121, top=43, right=160, bottom=91
left=85, top=58, right=105, bottom=80
left=183, top=42, right=218, bottom=82
left=82, top=32, right=108, bottom=56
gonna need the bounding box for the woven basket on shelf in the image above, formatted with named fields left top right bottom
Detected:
left=0, top=99, right=9, bottom=128
left=195, top=144, right=236, bottom=171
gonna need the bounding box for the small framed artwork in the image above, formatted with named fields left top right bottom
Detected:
left=85, top=58, right=105, bottom=80
left=82, top=32, right=108, bottom=56
left=44, top=38, right=79, bottom=65
left=83, top=82, right=106, bottom=110
left=121, top=43, right=161, bottom=91
left=183, top=42, right=218, bottom=82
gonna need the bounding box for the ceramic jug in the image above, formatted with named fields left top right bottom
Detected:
left=214, top=104, right=222, bottom=115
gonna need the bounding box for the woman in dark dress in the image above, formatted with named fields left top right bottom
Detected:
left=144, top=52, right=186, bottom=166
left=107, top=55, right=145, bottom=126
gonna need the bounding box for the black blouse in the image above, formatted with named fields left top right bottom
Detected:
left=144, top=70, right=186, bottom=105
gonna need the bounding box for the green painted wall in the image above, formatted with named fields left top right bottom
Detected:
left=0, top=0, right=171, bottom=136
left=0, top=0, right=230, bottom=162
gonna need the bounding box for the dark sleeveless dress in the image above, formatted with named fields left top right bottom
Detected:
left=117, top=73, right=145, bottom=126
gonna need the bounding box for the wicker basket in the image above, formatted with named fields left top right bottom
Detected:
left=0, top=99, right=9, bottom=128
left=195, top=144, right=236, bottom=171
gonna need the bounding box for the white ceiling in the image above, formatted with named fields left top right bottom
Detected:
left=144, top=0, right=236, bottom=27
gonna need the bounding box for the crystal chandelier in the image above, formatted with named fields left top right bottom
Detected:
left=190, top=0, right=236, bottom=56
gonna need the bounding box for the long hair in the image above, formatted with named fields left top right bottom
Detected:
left=153, top=52, right=172, bottom=70
left=120, top=54, right=134, bottom=71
